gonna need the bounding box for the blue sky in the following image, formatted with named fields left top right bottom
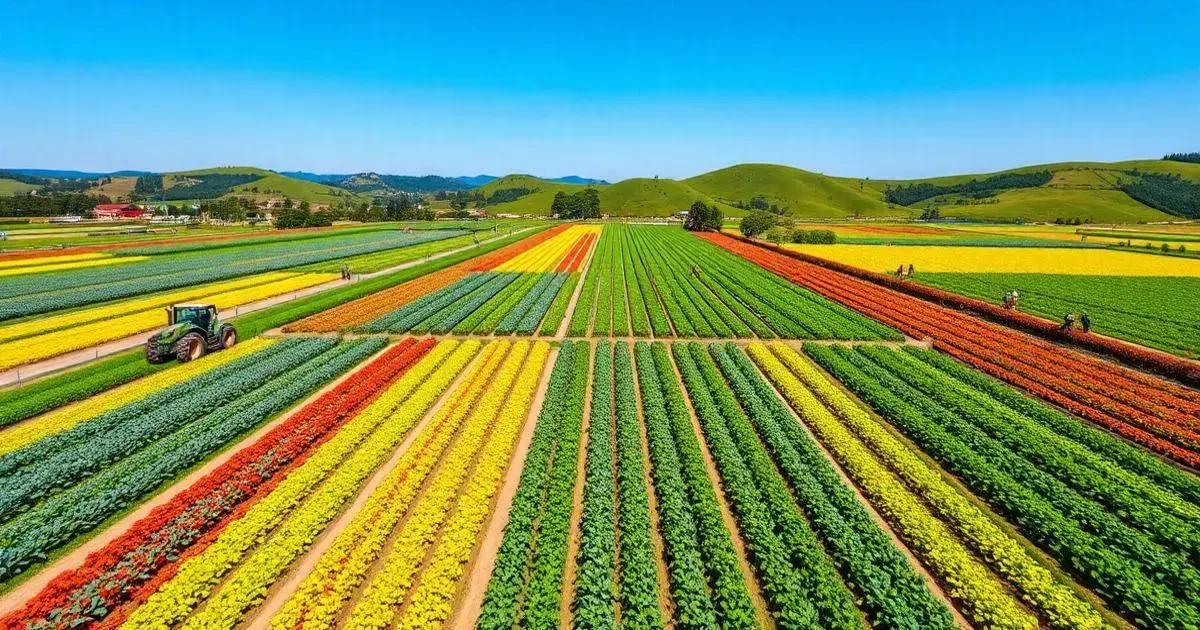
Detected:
left=1, top=0, right=1197, bottom=180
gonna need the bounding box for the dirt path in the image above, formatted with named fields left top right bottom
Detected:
left=452, top=346, right=560, bottom=628
left=241, top=342, right=491, bottom=629
left=0, top=340, right=393, bottom=616
left=663, top=347, right=775, bottom=629
left=0, top=228, right=533, bottom=388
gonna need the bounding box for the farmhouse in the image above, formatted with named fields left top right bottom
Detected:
left=93, top=203, right=146, bottom=219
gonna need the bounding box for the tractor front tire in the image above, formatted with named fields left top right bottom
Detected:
left=174, top=332, right=207, bottom=363
left=145, top=341, right=167, bottom=364
left=219, top=325, right=237, bottom=350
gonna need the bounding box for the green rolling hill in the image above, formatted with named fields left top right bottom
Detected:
left=685, top=163, right=894, bottom=218
left=164, top=167, right=371, bottom=206
left=474, top=174, right=739, bottom=217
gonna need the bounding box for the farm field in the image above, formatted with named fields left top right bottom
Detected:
left=0, top=220, right=1197, bottom=630
left=783, top=241, right=1200, bottom=356
left=567, top=224, right=899, bottom=339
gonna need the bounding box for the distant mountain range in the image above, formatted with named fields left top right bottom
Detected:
left=279, top=171, right=608, bottom=192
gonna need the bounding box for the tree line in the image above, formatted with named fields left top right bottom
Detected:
left=1121, top=173, right=1200, bottom=219
left=885, top=171, right=1053, bottom=206
left=0, top=193, right=111, bottom=217
left=1163, top=152, right=1200, bottom=164
left=738, top=209, right=835, bottom=244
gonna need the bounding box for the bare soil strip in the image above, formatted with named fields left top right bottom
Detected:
left=0, top=340, right=394, bottom=616
left=453, top=346, right=560, bottom=628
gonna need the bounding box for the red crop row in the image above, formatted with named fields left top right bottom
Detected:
left=720, top=234, right=1200, bottom=390
left=703, top=233, right=1200, bottom=468
left=555, top=232, right=596, bottom=273
left=1, top=338, right=433, bottom=630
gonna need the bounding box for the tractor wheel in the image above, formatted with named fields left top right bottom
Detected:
left=174, top=332, right=207, bottom=363
left=219, top=325, right=237, bottom=349
left=145, top=341, right=166, bottom=364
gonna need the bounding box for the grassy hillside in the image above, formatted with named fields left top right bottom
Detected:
left=0, top=179, right=39, bottom=196
left=164, top=167, right=370, bottom=206
left=841, top=159, right=1197, bottom=222
left=475, top=174, right=584, bottom=214
left=600, top=177, right=740, bottom=216
left=475, top=174, right=738, bottom=217
left=686, top=163, right=899, bottom=218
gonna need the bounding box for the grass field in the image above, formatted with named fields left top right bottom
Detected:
left=0, top=179, right=40, bottom=196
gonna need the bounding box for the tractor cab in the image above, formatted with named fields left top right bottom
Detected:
left=145, top=303, right=237, bottom=364
left=169, top=304, right=217, bottom=328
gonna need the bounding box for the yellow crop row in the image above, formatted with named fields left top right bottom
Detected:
left=0, top=271, right=301, bottom=343
left=0, top=338, right=275, bottom=456
left=0, top=272, right=335, bottom=371
left=750, top=343, right=1104, bottom=629
left=271, top=340, right=514, bottom=630
left=0, top=252, right=109, bottom=270
left=398, top=342, right=549, bottom=630
left=783, top=243, right=1200, bottom=276
left=345, top=341, right=537, bottom=630
left=494, top=225, right=599, bottom=273
left=0, top=255, right=147, bottom=277
left=122, top=340, right=480, bottom=629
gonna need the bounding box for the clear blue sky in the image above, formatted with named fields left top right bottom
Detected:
left=1, top=0, right=1197, bottom=181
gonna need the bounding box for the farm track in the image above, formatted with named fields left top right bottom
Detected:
left=0, top=227, right=533, bottom=388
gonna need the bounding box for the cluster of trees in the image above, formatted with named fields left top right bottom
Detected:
left=273, top=201, right=333, bottom=228
left=1121, top=173, right=1200, bottom=219
left=485, top=187, right=534, bottom=205
left=198, top=197, right=256, bottom=222
left=0, top=193, right=110, bottom=217
left=158, top=173, right=264, bottom=200
left=885, top=171, right=1052, bottom=206
left=683, top=200, right=722, bottom=231
left=733, top=195, right=783, bottom=214
left=739, top=209, right=836, bottom=244
left=133, top=174, right=164, bottom=198
left=1163, top=152, right=1200, bottom=164
left=550, top=189, right=601, bottom=219
left=1052, top=216, right=1092, bottom=225
left=436, top=189, right=484, bottom=210
left=384, top=194, right=434, bottom=221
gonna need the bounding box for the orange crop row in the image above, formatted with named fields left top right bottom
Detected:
left=286, top=225, right=570, bottom=332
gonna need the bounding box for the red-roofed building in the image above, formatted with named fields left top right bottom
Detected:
left=93, top=204, right=146, bottom=219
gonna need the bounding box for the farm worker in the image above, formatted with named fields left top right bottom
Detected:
left=1011, top=290, right=1019, bottom=310
left=1060, top=313, right=1076, bottom=331
left=1080, top=312, right=1091, bottom=333
left=897, top=264, right=905, bottom=278
left=907, top=263, right=915, bottom=277
left=691, top=264, right=701, bottom=278
left=341, top=264, right=351, bottom=281
left=1002, top=292, right=1012, bottom=309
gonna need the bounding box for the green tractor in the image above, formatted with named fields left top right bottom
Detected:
left=145, top=304, right=237, bottom=364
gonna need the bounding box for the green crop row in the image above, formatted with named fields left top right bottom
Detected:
left=810, top=344, right=1200, bottom=627
left=573, top=341, right=618, bottom=628
left=635, top=341, right=757, bottom=628
left=478, top=341, right=587, bottom=629
left=673, top=342, right=858, bottom=628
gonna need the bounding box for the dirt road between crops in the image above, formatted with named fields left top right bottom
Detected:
left=0, top=228, right=533, bottom=388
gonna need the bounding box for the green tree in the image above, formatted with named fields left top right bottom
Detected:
left=739, top=210, right=777, bottom=238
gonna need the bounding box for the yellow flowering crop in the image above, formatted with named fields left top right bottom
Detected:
left=784, top=243, right=1200, bottom=276
left=0, top=252, right=110, bottom=270
left=494, top=225, right=600, bottom=273
left=0, top=337, right=274, bottom=455
left=0, top=255, right=147, bottom=277
left=122, top=339, right=480, bottom=629
left=0, top=272, right=335, bottom=371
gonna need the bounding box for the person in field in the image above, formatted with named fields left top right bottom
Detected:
left=907, top=263, right=915, bottom=277
left=1081, top=312, right=1091, bottom=333
left=897, top=264, right=905, bottom=278
left=1060, top=313, right=1077, bottom=331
